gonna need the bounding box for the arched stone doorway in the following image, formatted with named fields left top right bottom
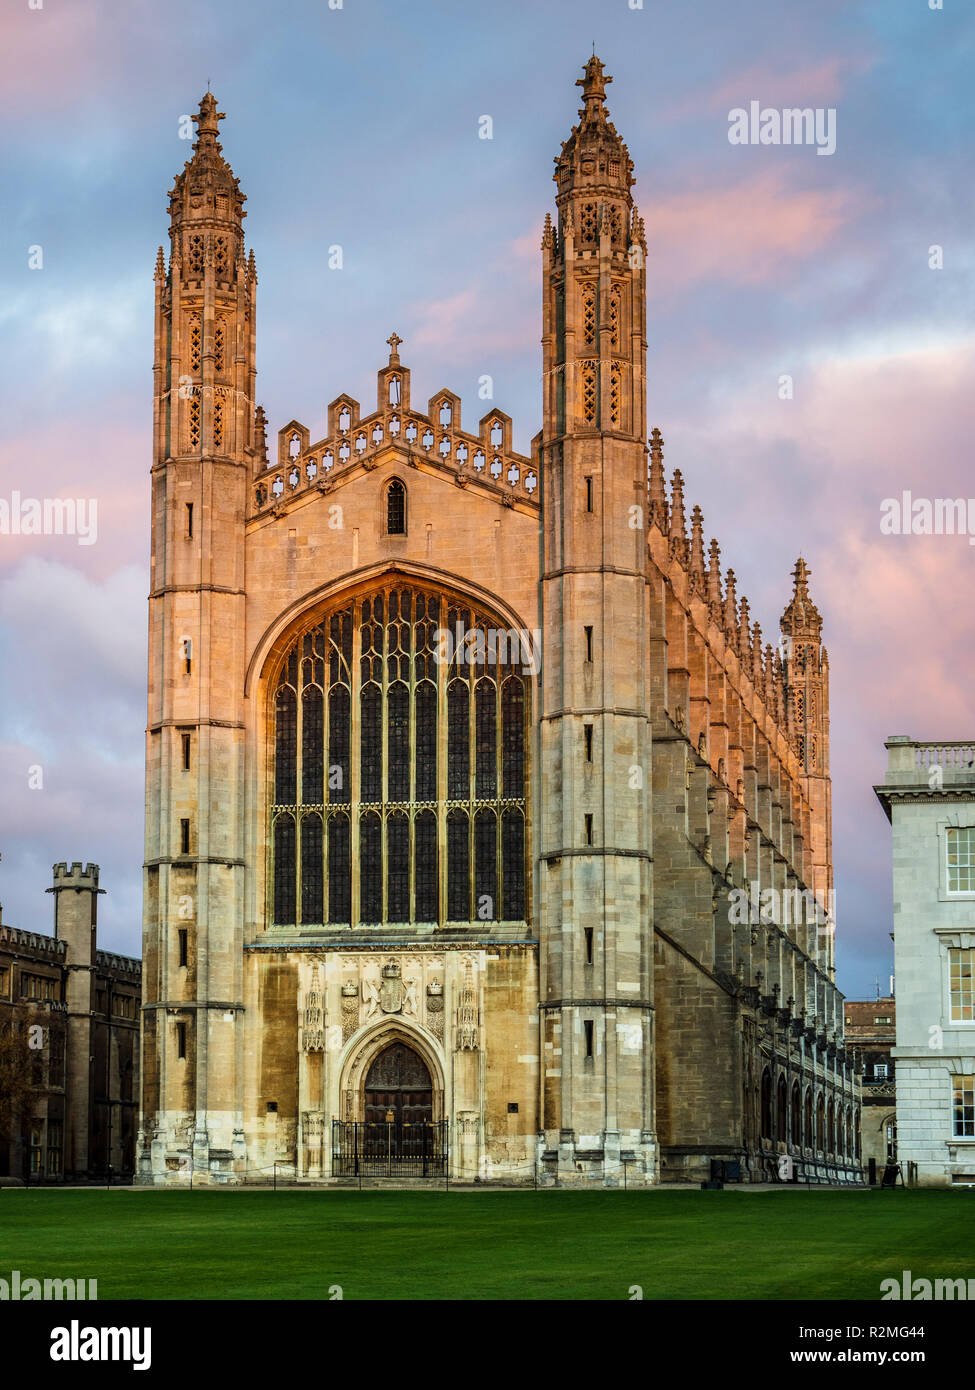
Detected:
left=332, top=1025, right=448, bottom=1176
left=363, top=1042, right=433, bottom=1130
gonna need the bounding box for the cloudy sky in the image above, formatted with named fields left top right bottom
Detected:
left=1, top=0, right=972, bottom=999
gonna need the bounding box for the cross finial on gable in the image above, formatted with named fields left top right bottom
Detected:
left=386, top=332, right=403, bottom=364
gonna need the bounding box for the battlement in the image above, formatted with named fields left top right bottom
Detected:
left=50, top=860, right=100, bottom=887
left=96, top=948, right=142, bottom=979
left=0, top=923, right=66, bottom=959
left=250, top=341, right=537, bottom=519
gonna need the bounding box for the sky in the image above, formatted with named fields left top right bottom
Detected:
left=0, top=0, right=972, bottom=1000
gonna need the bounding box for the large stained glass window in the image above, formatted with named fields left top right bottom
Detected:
left=269, top=583, right=530, bottom=927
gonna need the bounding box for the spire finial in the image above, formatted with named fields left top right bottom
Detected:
left=192, top=91, right=224, bottom=148
left=386, top=332, right=403, bottom=365
left=781, top=554, right=822, bottom=641
left=576, top=54, right=612, bottom=115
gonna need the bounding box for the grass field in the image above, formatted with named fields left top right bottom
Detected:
left=0, top=1188, right=972, bottom=1300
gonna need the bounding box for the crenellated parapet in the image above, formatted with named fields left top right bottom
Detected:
left=0, top=923, right=67, bottom=959
left=50, top=861, right=101, bottom=889
left=250, top=338, right=538, bottom=518
left=95, top=949, right=142, bottom=980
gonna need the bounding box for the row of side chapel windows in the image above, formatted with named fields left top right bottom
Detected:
left=759, top=1073, right=861, bottom=1158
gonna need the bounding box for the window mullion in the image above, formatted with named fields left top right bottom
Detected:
left=437, top=595, right=448, bottom=928
left=350, top=601, right=362, bottom=928
left=381, top=599, right=389, bottom=923
left=468, top=681, right=476, bottom=922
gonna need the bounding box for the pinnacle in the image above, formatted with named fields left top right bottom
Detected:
left=576, top=54, right=612, bottom=111
left=193, top=91, right=225, bottom=148
left=781, top=554, right=822, bottom=638
left=792, top=555, right=811, bottom=596
left=555, top=53, right=633, bottom=194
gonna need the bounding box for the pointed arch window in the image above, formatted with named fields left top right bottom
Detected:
left=610, top=286, right=621, bottom=347
left=580, top=361, right=598, bottom=426
left=269, top=583, right=530, bottom=928
left=791, top=1081, right=801, bottom=1146
left=776, top=1075, right=787, bottom=1142
left=214, top=318, right=226, bottom=372
left=189, top=316, right=202, bottom=373
left=582, top=285, right=596, bottom=346
left=760, top=1068, right=773, bottom=1139
left=609, top=361, right=622, bottom=429
left=386, top=479, right=406, bottom=536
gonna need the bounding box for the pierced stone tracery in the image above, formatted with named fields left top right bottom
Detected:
left=269, top=583, right=530, bottom=930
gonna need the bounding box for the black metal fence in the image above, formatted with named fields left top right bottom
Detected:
left=331, top=1119, right=448, bottom=1177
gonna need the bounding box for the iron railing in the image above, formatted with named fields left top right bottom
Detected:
left=331, top=1119, right=448, bottom=1177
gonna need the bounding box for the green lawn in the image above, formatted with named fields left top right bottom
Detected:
left=0, top=1189, right=971, bottom=1300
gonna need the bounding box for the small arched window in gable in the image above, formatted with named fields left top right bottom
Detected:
left=386, top=478, right=406, bottom=536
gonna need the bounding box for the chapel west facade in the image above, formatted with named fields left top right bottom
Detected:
left=138, top=61, right=859, bottom=1187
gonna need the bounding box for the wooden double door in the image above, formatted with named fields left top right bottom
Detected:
left=363, top=1043, right=433, bottom=1151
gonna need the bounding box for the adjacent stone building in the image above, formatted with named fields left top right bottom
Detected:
left=845, top=996, right=895, bottom=1179
left=0, top=863, right=141, bottom=1182
left=875, top=738, right=975, bottom=1186
left=139, top=60, right=858, bottom=1187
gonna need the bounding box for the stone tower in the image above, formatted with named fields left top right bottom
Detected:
left=48, top=861, right=101, bottom=1179
left=140, top=94, right=256, bottom=1178
left=537, top=57, right=656, bottom=1182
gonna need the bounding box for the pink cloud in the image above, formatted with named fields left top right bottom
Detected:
left=0, top=407, right=148, bottom=580
left=407, top=230, right=541, bottom=368
left=642, top=171, right=859, bottom=292
left=664, top=54, right=877, bottom=121
left=0, top=3, right=102, bottom=116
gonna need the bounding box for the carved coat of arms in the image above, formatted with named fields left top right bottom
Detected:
left=380, top=961, right=403, bottom=1014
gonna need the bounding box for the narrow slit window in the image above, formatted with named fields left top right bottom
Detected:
left=584, top=625, right=593, bottom=662
left=178, top=929, right=188, bottom=967
left=585, top=476, right=594, bottom=512
left=584, top=1020, right=594, bottom=1058
left=180, top=819, right=190, bottom=855
left=584, top=927, right=594, bottom=964
left=186, top=502, right=193, bottom=539
left=181, top=733, right=191, bottom=771
left=176, top=1022, right=187, bottom=1060
left=584, top=813, right=593, bottom=845
left=584, top=724, right=593, bottom=762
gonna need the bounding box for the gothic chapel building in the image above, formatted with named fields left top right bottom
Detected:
left=140, top=61, right=860, bottom=1186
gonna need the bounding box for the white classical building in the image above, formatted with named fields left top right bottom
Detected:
left=875, top=737, right=975, bottom=1185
